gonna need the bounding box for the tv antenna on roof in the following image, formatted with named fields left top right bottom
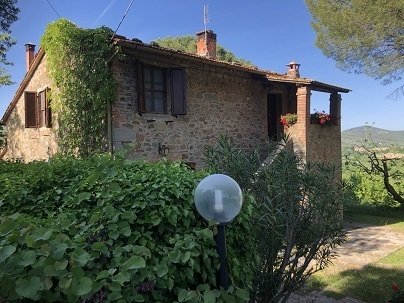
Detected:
left=204, top=4, right=209, bottom=32
left=204, top=4, right=209, bottom=55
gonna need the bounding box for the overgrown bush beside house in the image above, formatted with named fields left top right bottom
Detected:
left=0, top=138, right=346, bottom=302
left=204, top=136, right=346, bottom=303
left=0, top=157, right=254, bottom=302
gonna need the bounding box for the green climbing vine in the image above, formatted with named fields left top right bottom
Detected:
left=0, top=124, right=6, bottom=148
left=41, top=19, right=116, bottom=156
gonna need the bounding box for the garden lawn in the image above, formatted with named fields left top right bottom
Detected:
left=344, top=208, right=404, bottom=234
left=306, top=211, right=404, bottom=303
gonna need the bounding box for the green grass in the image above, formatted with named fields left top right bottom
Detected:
left=344, top=207, right=404, bottom=233
left=344, top=205, right=404, bottom=219
left=308, top=248, right=404, bottom=303
left=378, top=247, right=404, bottom=267
left=306, top=211, right=404, bottom=303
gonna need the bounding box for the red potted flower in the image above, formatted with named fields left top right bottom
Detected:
left=280, top=113, right=298, bottom=127
left=310, top=111, right=331, bottom=125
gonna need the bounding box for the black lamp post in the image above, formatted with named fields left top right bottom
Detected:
left=194, top=174, right=243, bottom=290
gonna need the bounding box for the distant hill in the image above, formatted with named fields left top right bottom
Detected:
left=342, top=126, right=404, bottom=148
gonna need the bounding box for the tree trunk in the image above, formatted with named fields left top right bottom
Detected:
left=381, top=160, right=404, bottom=205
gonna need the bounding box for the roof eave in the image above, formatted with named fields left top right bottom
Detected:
left=114, top=38, right=351, bottom=93
left=310, top=80, right=350, bottom=93
left=114, top=39, right=272, bottom=76
left=266, top=76, right=350, bottom=93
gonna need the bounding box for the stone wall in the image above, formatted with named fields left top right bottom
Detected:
left=111, top=52, right=268, bottom=168
left=3, top=55, right=58, bottom=161
left=284, top=86, right=342, bottom=181
left=307, top=124, right=341, bottom=166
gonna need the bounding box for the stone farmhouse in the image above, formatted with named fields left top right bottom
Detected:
left=0, top=30, right=349, bottom=170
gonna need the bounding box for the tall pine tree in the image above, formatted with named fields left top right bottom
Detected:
left=306, top=0, right=403, bottom=87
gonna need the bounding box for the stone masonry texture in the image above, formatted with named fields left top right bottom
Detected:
left=4, top=55, right=58, bottom=161
left=111, top=51, right=268, bottom=168
left=3, top=46, right=343, bottom=176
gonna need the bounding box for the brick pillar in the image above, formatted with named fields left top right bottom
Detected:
left=329, top=92, right=342, bottom=182
left=330, top=92, right=341, bottom=126
left=294, top=86, right=311, bottom=161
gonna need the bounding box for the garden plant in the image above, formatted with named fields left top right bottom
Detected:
left=0, top=156, right=253, bottom=302
left=204, top=136, right=347, bottom=302
left=0, top=136, right=346, bottom=302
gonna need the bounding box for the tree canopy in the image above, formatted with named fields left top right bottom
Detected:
left=306, top=0, right=403, bottom=86
left=0, top=0, right=19, bottom=86
left=153, top=35, right=254, bottom=67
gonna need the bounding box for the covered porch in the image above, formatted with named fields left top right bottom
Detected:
left=265, top=62, right=350, bottom=172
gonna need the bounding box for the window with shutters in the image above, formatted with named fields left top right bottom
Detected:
left=137, top=62, right=186, bottom=115
left=24, top=89, right=51, bottom=128
left=170, top=68, right=187, bottom=116
left=25, top=92, right=37, bottom=128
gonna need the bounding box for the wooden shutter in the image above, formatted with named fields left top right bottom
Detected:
left=45, top=89, right=52, bottom=128
left=137, top=61, right=145, bottom=114
left=25, top=92, right=37, bottom=128
left=170, top=68, right=187, bottom=115
left=38, top=91, right=45, bottom=127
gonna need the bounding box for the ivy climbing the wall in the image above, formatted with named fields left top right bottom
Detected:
left=41, top=19, right=117, bottom=156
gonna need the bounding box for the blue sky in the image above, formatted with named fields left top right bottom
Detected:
left=1, top=0, right=403, bottom=131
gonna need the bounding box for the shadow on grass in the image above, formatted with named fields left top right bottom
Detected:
left=344, top=205, right=404, bottom=220
left=309, top=265, right=404, bottom=303
left=344, top=207, right=404, bottom=231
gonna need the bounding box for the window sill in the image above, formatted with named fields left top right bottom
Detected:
left=139, top=113, right=175, bottom=121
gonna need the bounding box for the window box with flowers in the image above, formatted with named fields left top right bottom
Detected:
left=310, top=111, right=331, bottom=125
left=280, top=113, right=298, bottom=127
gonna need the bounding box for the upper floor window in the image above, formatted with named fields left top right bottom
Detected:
left=137, top=62, right=187, bottom=116
left=25, top=89, right=51, bottom=128
left=144, top=66, right=167, bottom=113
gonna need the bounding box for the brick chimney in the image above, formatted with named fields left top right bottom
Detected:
left=286, top=61, right=300, bottom=78
left=25, top=43, right=36, bottom=72
left=196, top=30, right=216, bottom=59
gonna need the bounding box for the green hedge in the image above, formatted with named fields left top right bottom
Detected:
left=0, top=156, right=254, bottom=302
